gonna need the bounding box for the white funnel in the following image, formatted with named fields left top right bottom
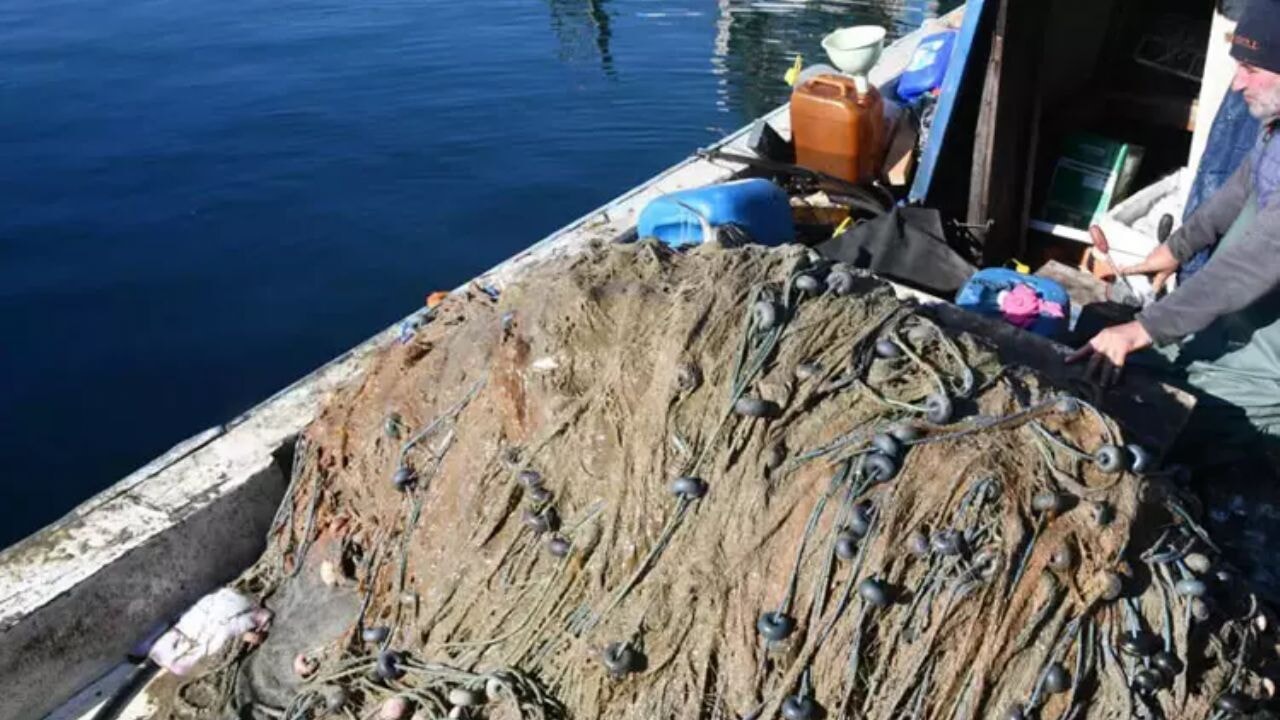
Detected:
left=821, top=26, right=887, bottom=85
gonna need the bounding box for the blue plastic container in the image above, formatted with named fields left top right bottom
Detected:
left=955, top=268, right=1071, bottom=339
left=637, top=178, right=794, bottom=248
left=897, top=30, right=958, bottom=103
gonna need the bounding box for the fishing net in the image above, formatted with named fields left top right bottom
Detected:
left=155, top=242, right=1278, bottom=719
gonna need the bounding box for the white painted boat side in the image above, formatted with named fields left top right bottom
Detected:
left=0, top=12, right=960, bottom=720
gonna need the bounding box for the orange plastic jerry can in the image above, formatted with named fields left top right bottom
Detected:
left=790, top=74, right=886, bottom=185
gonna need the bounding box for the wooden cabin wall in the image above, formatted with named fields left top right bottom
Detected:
left=942, top=0, right=1212, bottom=268
left=966, top=0, right=1049, bottom=265
left=1020, top=0, right=1212, bottom=269
left=962, top=0, right=1122, bottom=267
left=1040, top=0, right=1119, bottom=107
left=1029, top=0, right=1210, bottom=203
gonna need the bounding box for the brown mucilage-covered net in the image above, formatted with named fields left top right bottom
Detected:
left=162, top=243, right=1276, bottom=720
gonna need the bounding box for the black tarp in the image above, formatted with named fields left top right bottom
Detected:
left=815, top=206, right=976, bottom=297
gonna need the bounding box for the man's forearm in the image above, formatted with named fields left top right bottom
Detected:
left=1138, top=203, right=1280, bottom=344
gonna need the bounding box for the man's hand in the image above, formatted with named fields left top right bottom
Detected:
left=1065, top=321, right=1153, bottom=386
left=1118, top=243, right=1180, bottom=294
left=1090, top=226, right=1180, bottom=294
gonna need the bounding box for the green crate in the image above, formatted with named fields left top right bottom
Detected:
left=1041, top=133, right=1144, bottom=230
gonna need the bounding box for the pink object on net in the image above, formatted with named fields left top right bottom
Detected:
left=998, top=284, right=1041, bottom=329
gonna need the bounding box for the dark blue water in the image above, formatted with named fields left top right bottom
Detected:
left=0, top=0, right=943, bottom=546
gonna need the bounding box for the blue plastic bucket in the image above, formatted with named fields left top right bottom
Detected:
left=637, top=178, right=795, bottom=248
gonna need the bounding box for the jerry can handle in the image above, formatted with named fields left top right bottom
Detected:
left=806, top=75, right=854, bottom=98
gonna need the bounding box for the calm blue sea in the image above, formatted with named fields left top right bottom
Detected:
left=0, top=0, right=945, bottom=546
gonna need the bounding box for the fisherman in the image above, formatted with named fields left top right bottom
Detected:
left=1068, top=0, right=1280, bottom=446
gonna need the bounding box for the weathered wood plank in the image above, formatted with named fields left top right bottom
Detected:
left=967, top=0, right=1049, bottom=265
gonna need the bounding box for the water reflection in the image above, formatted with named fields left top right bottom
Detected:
left=544, top=0, right=948, bottom=122
left=545, top=0, right=616, bottom=77
left=711, top=0, right=946, bottom=119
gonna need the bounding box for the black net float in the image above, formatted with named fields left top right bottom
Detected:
left=925, top=393, right=953, bottom=424
left=756, top=611, right=797, bottom=642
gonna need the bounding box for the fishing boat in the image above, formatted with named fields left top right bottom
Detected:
left=0, top=13, right=965, bottom=718
left=1, top=1, right=1264, bottom=717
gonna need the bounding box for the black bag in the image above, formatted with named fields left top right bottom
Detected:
left=815, top=206, right=976, bottom=297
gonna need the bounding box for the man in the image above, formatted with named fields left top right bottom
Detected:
left=1068, top=0, right=1280, bottom=441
